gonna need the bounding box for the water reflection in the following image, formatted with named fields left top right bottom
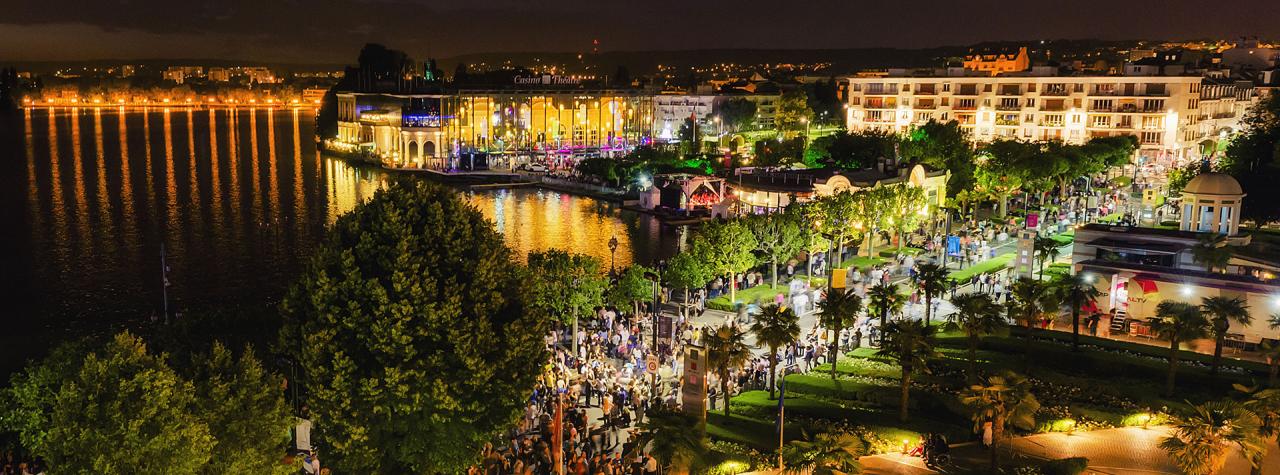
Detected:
left=8, top=108, right=677, bottom=337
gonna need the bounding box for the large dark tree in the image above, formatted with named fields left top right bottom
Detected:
left=899, top=120, right=976, bottom=195
left=1219, top=94, right=1280, bottom=226
left=717, top=97, right=758, bottom=133
left=809, top=130, right=895, bottom=169
left=279, top=181, right=551, bottom=473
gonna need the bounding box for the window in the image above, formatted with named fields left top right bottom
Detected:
left=942, top=83, right=951, bottom=92
left=1146, top=83, right=1166, bottom=95
left=1141, top=116, right=1164, bottom=129
left=1024, top=113, right=1035, bottom=122
left=940, top=112, right=949, bottom=121
left=1000, top=98, right=1020, bottom=109
left=1141, top=131, right=1162, bottom=144
left=1071, top=114, right=1082, bottom=124
left=1091, top=115, right=1111, bottom=127
left=956, top=98, right=976, bottom=109
left=1044, top=114, right=1064, bottom=126
left=1142, top=99, right=1165, bottom=112
left=1188, top=99, right=1199, bottom=109
left=1026, top=98, right=1036, bottom=107
left=1092, top=99, right=1113, bottom=111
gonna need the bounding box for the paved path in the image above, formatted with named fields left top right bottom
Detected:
left=860, top=426, right=1280, bottom=475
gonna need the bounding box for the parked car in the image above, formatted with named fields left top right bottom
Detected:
left=525, top=163, right=549, bottom=173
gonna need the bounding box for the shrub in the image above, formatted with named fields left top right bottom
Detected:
left=1042, top=457, right=1089, bottom=475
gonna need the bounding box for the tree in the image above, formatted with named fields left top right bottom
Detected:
left=791, top=203, right=832, bottom=281
left=976, top=140, right=1035, bottom=217
left=851, top=187, right=893, bottom=257
left=913, top=263, right=949, bottom=326
left=1148, top=300, right=1212, bottom=397
left=717, top=97, right=757, bottom=133
left=678, top=117, right=702, bottom=154
left=1160, top=400, right=1265, bottom=475
left=946, top=293, right=1006, bottom=382
left=527, top=249, right=609, bottom=356
left=884, top=184, right=927, bottom=251
left=781, top=430, right=863, bottom=475
left=278, top=181, right=551, bottom=473
left=962, top=371, right=1040, bottom=471
left=608, top=264, right=654, bottom=316
left=1235, top=384, right=1280, bottom=475
left=697, top=220, right=759, bottom=303
left=813, top=191, right=858, bottom=264
left=1191, top=234, right=1232, bottom=273
left=867, top=282, right=904, bottom=345
left=1033, top=236, right=1062, bottom=278
left=747, top=213, right=804, bottom=288
left=1201, top=296, right=1252, bottom=375
left=899, top=120, right=976, bottom=197
left=666, top=249, right=714, bottom=306
left=817, top=289, right=862, bottom=381
left=4, top=333, right=214, bottom=474
left=876, top=319, right=938, bottom=422
left=634, top=406, right=707, bottom=474
left=1266, top=314, right=1280, bottom=388
left=1219, top=94, right=1280, bottom=226
left=1009, top=278, right=1058, bottom=362
left=1050, top=273, right=1101, bottom=352
left=704, top=324, right=752, bottom=416
left=192, top=343, right=295, bottom=475
left=751, top=304, right=801, bottom=399
left=808, top=130, right=896, bottom=169
left=775, top=88, right=814, bottom=138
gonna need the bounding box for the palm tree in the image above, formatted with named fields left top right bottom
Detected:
left=1008, top=277, right=1058, bottom=363
left=1148, top=300, right=1212, bottom=397
left=961, top=371, right=1041, bottom=471
left=876, top=319, right=939, bottom=422
left=867, top=282, right=904, bottom=345
left=751, top=304, right=801, bottom=399
left=1159, top=400, right=1265, bottom=475
left=1050, top=273, right=1102, bottom=352
left=947, top=293, right=1006, bottom=382
left=817, top=289, right=862, bottom=382
left=1235, top=384, right=1280, bottom=475
left=704, top=324, right=752, bottom=416
left=1201, top=296, right=1252, bottom=375
left=1264, top=314, right=1280, bottom=388
left=1033, top=236, right=1062, bottom=278
left=1191, top=234, right=1232, bottom=273
left=634, top=406, right=708, bottom=474
left=781, top=430, right=863, bottom=475
left=913, top=263, right=949, bottom=326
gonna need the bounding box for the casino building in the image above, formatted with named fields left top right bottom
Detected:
left=332, top=76, right=656, bottom=169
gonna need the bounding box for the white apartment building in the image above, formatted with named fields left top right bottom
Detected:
left=844, top=70, right=1257, bottom=165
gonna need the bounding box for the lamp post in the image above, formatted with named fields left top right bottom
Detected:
left=608, top=235, right=619, bottom=277
left=572, top=276, right=581, bottom=358
left=643, top=269, right=662, bottom=413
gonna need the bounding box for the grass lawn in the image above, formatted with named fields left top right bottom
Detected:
left=949, top=253, right=1014, bottom=282
left=706, top=278, right=824, bottom=311
left=838, top=255, right=886, bottom=270
left=1098, top=212, right=1123, bottom=224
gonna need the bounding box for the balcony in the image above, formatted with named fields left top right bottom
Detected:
left=995, top=118, right=1020, bottom=126
left=953, top=105, right=977, bottom=111
left=996, top=104, right=1021, bottom=111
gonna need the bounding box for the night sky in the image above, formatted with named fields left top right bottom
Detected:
left=1, top=0, right=1277, bottom=63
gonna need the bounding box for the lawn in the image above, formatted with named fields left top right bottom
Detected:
left=948, top=253, right=1014, bottom=282
left=705, top=278, right=824, bottom=311
left=838, top=255, right=886, bottom=270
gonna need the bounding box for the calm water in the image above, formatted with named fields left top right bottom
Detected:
left=1, top=107, right=678, bottom=353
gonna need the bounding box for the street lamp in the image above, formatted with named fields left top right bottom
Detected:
left=608, top=236, right=619, bottom=276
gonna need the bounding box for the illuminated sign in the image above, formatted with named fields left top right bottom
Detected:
left=513, top=75, right=582, bottom=86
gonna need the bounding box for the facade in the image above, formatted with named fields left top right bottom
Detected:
left=651, top=93, right=782, bottom=142
left=334, top=88, right=656, bottom=168
left=162, top=66, right=204, bottom=85
left=963, top=47, right=1030, bottom=76
left=1071, top=174, right=1280, bottom=345
left=844, top=70, right=1258, bottom=165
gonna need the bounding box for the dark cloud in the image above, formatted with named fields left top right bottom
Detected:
left=1, top=0, right=1277, bottom=62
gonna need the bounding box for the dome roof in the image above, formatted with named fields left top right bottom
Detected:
left=1183, top=172, right=1243, bottom=196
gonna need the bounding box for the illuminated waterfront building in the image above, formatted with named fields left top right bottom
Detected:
left=334, top=83, right=655, bottom=168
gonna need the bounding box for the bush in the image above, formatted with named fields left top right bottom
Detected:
left=1042, top=457, right=1089, bottom=475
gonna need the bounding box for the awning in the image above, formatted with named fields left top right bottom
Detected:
left=1080, top=300, right=1099, bottom=313
left=1127, top=277, right=1159, bottom=299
